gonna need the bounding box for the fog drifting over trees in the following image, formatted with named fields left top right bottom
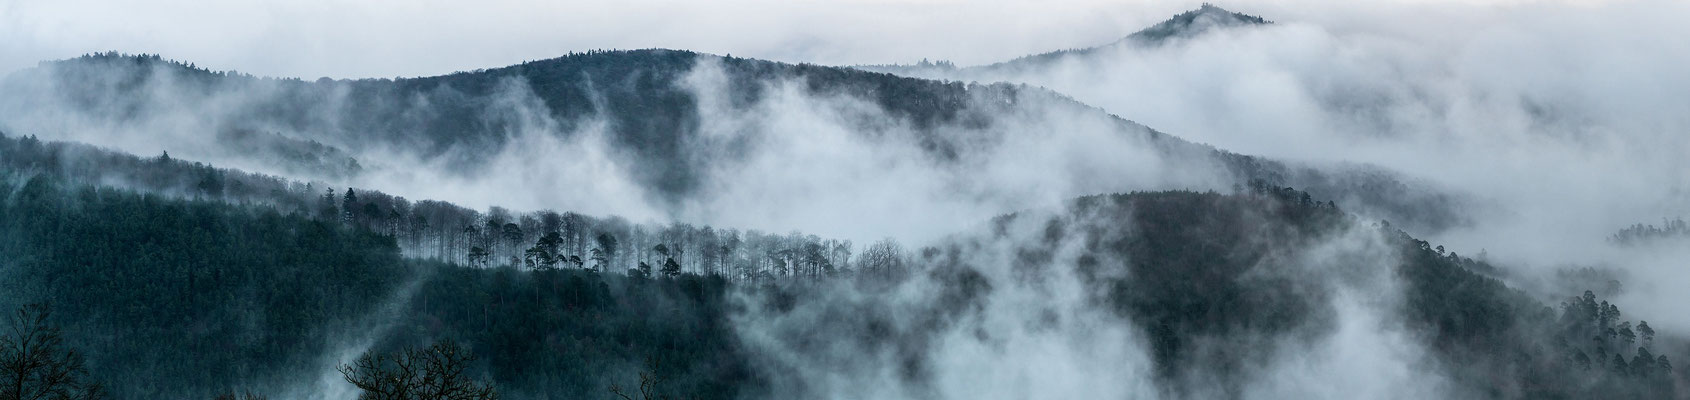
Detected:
left=2, top=1, right=1688, bottom=399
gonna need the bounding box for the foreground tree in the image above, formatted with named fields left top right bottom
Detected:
left=338, top=341, right=497, bottom=400
left=0, top=304, right=105, bottom=400
left=609, top=358, right=687, bottom=400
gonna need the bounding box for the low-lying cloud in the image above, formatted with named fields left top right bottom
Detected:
left=883, top=0, right=1690, bottom=308
left=5, top=1, right=1689, bottom=398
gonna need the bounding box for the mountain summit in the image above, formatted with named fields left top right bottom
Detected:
left=858, top=4, right=1271, bottom=75
left=1000, top=3, right=1271, bottom=66
left=1128, top=3, right=1271, bottom=44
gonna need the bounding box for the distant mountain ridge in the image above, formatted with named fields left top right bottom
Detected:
left=858, top=4, right=1270, bottom=76
left=0, top=9, right=1461, bottom=234
left=986, top=3, right=1269, bottom=70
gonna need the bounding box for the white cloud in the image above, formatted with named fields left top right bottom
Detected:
left=876, top=0, right=1690, bottom=292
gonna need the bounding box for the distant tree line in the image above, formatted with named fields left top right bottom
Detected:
left=1610, top=217, right=1690, bottom=246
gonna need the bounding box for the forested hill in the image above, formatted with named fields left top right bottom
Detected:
left=1124, top=3, right=1270, bottom=44
left=1, top=50, right=1011, bottom=198
left=755, top=184, right=1681, bottom=398
left=0, top=172, right=759, bottom=399
left=0, top=131, right=857, bottom=282
left=1, top=48, right=1466, bottom=232
left=0, top=152, right=1675, bottom=397
left=858, top=4, right=1271, bottom=76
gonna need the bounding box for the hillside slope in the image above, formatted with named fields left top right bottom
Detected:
left=0, top=48, right=1466, bottom=233
left=0, top=158, right=1669, bottom=398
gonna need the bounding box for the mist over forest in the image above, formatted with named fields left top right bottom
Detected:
left=2, top=1, right=1688, bottom=399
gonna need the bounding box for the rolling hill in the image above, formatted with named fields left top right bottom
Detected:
left=0, top=46, right=1467, bottom=234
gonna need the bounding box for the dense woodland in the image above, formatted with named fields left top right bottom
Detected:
left=0, top=132, right=864, bottom=284
left=0, top=14, right=1674, bottom=396
left=0, top=172, right=762, bottom=399
left=0, top=130, right=891, bottom=398
left=1, top=141, right=1680, bottom=398
left=950, top=183, right=1680, bottom=398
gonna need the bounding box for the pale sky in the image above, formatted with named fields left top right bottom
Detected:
left=0, top=0, right=1622, bottom=79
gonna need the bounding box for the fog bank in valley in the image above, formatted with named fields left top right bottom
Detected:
left=2, top=1, right=1686, bottom=399
left=877, top=0, right=1690, bottom=326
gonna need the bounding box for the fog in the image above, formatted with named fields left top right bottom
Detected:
left=0, top=51, right=1251, bottom=246
left=337, top=59, right=1216, bottom=242
left=3, top=0, right=1686, bottom=398
left=860, top=2, right=1690, bottom=393
left=1, top=0, right=1585, bottom=80
left=880, top=0, right=1690, bottom=306
left=675, top=59, right=1234, bottom=242
left=731, top=194, right=1469, bottom=399
left=732, top=208, right=1164, bottom=399
left=0, top=0, right=1191, bottom=79
left=14, top=0, right=1669, bottom=250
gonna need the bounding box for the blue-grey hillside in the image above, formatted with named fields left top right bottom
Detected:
left=0, top=46, right=1465, bottom=233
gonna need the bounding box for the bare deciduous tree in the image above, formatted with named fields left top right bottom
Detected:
left=337, top=340, right=497, bottom=400
left=0, top=304, right=105, bottom=400
left=608, top=358, right=687, bottom=400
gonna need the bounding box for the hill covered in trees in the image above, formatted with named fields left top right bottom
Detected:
left=0, top=43, right=1467, bottom=234
left=0, top=142, right=1675, bottom=398
left=0, top=172, right=765, bottom=399
left=0, top=131, right=858, bottom=280
left=1, top=5, right=1669, bottom=399
left=744, top=182, right=1680, bottom=398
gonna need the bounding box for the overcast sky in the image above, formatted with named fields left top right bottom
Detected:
left=0, top=0, right=1620, bottom=79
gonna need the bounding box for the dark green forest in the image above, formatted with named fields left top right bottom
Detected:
left=0, top=132, right=859, bottom=283
left=1, top=149, right=1679, bottom=398
left=0, top=174, right=762, bottom=399
left=919, top=183, right=1677, bottom=398
left=0, top=13, right=1674, bottom=394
